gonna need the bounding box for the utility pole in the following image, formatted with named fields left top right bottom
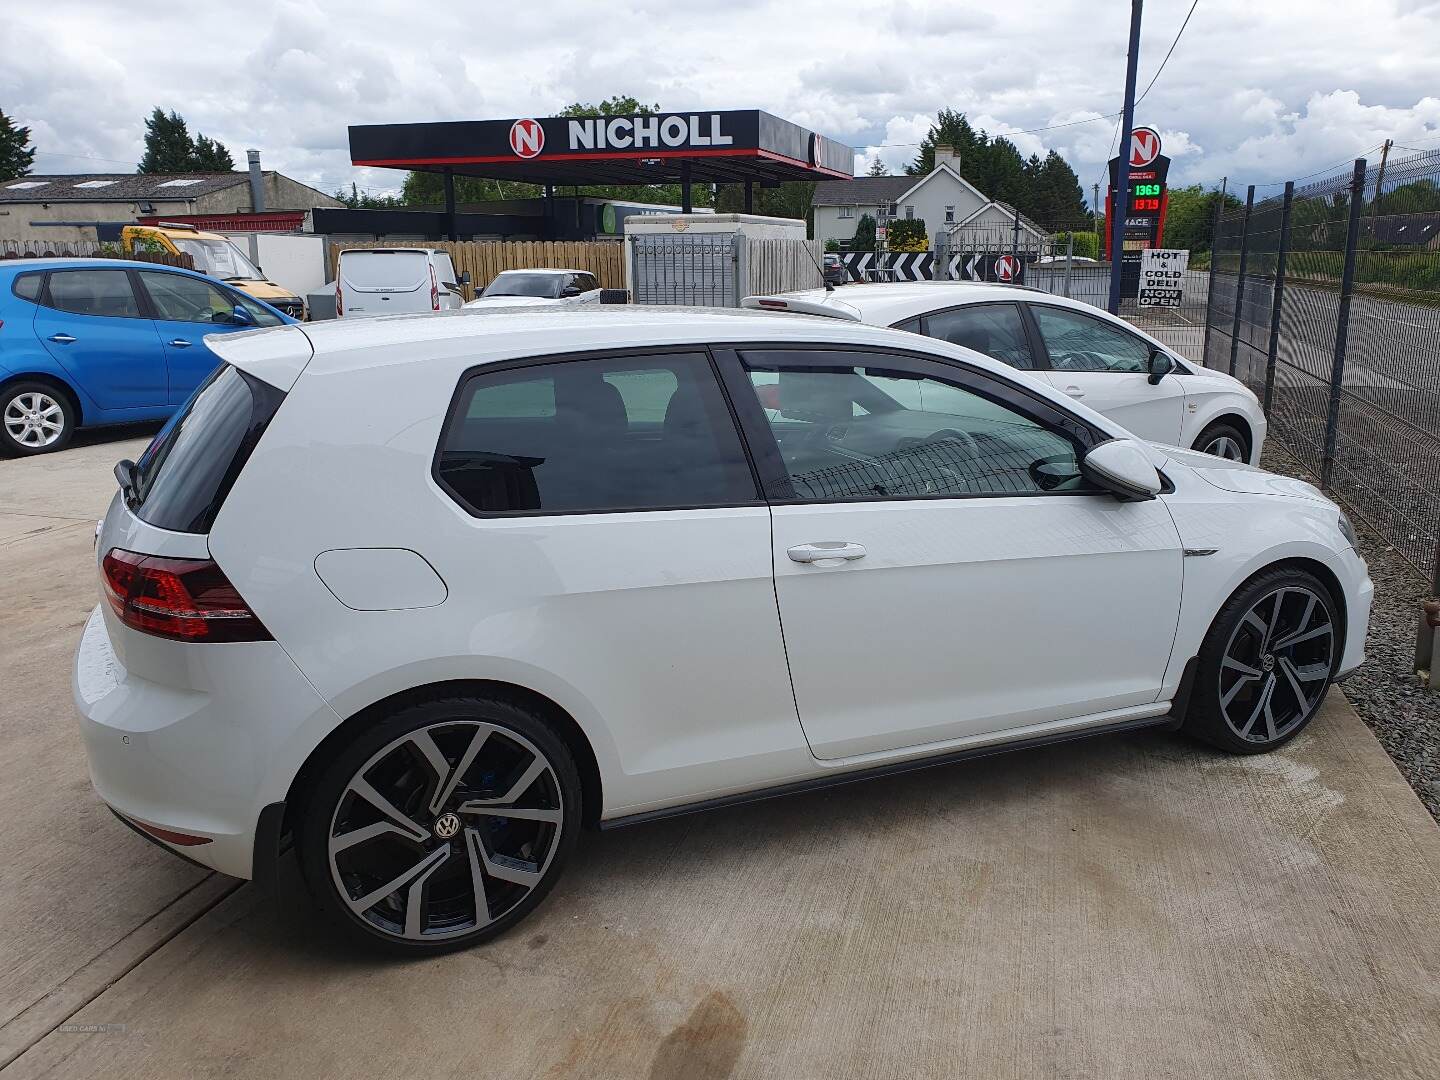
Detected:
left=1093, top=182, right=1101, bottom=252
left=1107, top=0, right=1144, bottom=314
left=1369, top=138, right=1392, bottom=239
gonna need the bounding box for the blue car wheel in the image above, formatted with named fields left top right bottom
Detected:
left=1, top=380, right=77, bottom=456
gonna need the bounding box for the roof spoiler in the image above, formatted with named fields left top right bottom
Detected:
left=740, top=294, right=863, bottom=322
left=204, top=325, right=315, bottom=392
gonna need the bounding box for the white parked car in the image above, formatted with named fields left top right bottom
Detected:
left=464, top=269, right=602, bottom=309
left=744, top=282, right=1266, bottom=464
left=76, top=308, right=1370, bottom=953
left=335, top=248, right=468, bottom=318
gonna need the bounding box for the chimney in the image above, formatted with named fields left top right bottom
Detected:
left=932, top=143, right=959, bottom=171
left=246, top=149, right=266, bottom=213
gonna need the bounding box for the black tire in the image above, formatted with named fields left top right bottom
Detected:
left=0, top=380, right=76, bottom=456
left=296, top=694, right=583, bottom=954
left=1182, top=566, right=1339, bottom=755
left=1192, top=419, right=1249, bottom=463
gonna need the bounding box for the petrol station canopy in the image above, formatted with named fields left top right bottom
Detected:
left=349, top=110, right=854, bottom=187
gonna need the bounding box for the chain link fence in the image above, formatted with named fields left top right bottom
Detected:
left=1205, top=148, right=1440, bottom=579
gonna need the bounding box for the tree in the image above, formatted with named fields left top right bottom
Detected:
left=138, top=108, right=235, bottom=173
left=0, top=109, right=36, bottom=181
left=190, top=134, right=234, bottom=171
left=850, top=213, right=876, bottom=252
left=887, top=217, right=928, bottom=251
left=1162, top=184, right=1242, bottom=253
left=139, top=108, right=193, bottom=173
left=333, top=182, right=405, bottom=209
left=867, top=156, right=888, bottom=177
left=558, top=96, right=657, bottom=118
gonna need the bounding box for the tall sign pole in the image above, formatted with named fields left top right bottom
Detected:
left=1108, top=0, right=1144, bottom=314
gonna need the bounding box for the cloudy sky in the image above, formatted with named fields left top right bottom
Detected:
left=3, top=0, right=1438, bottom=204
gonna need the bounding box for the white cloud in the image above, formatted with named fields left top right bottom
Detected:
left=1, top=0, right=1437, bottom=203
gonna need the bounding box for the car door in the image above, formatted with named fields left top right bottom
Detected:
left=1026, top=303, right=1186, bottom=444
left=431, top=349, right=809, bottom=806
left=135, top=270, right=276, bottom=403
left=32, top=268, right=167, bottom=410
left=720, top=344, right=1183, bottom=760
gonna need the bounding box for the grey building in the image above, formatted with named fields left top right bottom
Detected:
left=0, top=170, right=341, bottom=245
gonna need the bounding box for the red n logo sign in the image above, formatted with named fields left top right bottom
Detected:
left=1129, top=127, right=1161, bottom=168
left=509, top=119, right=545, bottom=159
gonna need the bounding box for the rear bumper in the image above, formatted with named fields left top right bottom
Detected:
left=73, top=606, right=330, bottom=879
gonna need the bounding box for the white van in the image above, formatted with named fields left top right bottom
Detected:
left=335, top=248, right=469, bottom=318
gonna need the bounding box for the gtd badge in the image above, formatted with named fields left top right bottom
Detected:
left=509, top=119, right=545, bottom=159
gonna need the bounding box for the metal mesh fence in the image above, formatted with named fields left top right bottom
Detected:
left=1205, top=148, right=1440, bottom=577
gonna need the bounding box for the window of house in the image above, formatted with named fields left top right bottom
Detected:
left=945, top=205, right=955, bottom=223
left=437, top=353, right=758, bottom=515
left=838, top=206, right=854, bottom=219
left=905, top=206, right=915, bottom=219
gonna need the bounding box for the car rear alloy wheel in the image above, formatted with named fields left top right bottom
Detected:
left=2, top=384, right=74, bottom=455
left=1185, top=569, right=1338, bottom=753
left=306, top=698, right=580, bottom=951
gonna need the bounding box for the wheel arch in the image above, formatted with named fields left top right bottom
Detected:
left=1192, top=411, right=1254, bottom=458
left=282, top=678, right=605, bottom=837
left=0, top=370, right=85, bottom=425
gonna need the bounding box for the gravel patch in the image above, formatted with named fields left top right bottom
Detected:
left=1260, top=440, right=1440, bottom=822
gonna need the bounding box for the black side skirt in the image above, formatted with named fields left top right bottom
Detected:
left=600, top=713, right=1173, bottom=831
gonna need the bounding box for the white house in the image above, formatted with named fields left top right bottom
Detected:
left=812, top=145, right=1049, bottom=250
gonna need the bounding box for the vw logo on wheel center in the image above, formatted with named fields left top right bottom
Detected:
left=433, top=812, right=462, bottom=839
left=509, top=118, right=545, bottom=159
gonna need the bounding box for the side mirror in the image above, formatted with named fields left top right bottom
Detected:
left=228, top=305, right=255, bottom=326
left=561, top=284, right=582, bottom=297
left=458, top=271, right=472, bottom=286
left=1147, top=348, right=1174, bottom=385
left=1081, top=439, right=1162, bottom=501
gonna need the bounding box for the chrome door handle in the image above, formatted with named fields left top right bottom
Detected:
left=168, top=339, right=193, bottom=348
left=1063, top=385, right=1085, bottom=398
left=48, top=333, right=76, bottom=344
left=787, top=542, right=867, bottom=564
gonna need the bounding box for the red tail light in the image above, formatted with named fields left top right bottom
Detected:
left=335, top=281, right=343, bottom=317
left=101, top=548, right=271, bottom=643
left=430, top=266, right=440, bottom=311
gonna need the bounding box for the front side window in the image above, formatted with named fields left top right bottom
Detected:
left=229, top=289, right=285, bottom=327
left=923, top=304, right=1036, bottom=370
left=437, top=353, right=757, bottom=515
left=43, top=270, right=141, bottom=318
left=140, top=270, right=237, bottom=323
left=741, top=353, right=1091, bottom=501
left=1031, top=305, right=1151, bottom=374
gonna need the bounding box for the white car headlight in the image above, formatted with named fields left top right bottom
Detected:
left=1336, top=512, right=1358, bottom=549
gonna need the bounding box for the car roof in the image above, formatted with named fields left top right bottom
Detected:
left=492, top=268, right=585, bottom=277
left=770, top=281, right=1069, bottom=325
left=209, top=305, right=1067, bottom=389
left=0, top=256, right=206, bottom=275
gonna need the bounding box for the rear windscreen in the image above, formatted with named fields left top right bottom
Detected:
left=129, top=365, right=285, bottom=534
left=340, top=251, right=428, bottom=292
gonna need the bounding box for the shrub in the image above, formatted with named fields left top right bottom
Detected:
left=887, top=217, right=929, bottom=251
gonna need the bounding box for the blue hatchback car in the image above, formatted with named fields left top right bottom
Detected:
left=0, top=258, right=296, bottom=455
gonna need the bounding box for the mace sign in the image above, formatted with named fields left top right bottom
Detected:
left=1137, top=248, right=1189, bottom=308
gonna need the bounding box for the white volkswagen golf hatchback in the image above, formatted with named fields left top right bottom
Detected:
left=744, top=283, right=1267, bottom=464
left=76, top=308, right=1370, bottom=953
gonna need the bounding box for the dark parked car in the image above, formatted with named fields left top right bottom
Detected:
left=822, top=253, right=847, bottom=287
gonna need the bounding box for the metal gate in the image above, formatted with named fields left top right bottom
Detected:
left=630, top=233, right=739, bottom=306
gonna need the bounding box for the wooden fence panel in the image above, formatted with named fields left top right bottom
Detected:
left=744, top=238, right=823, bottom=297
left=328, top=240, right=626, bottom=301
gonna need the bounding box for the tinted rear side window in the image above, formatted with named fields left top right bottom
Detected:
left=130, top=365, right=285, bottom=533
left=45, top=269, right=141, bottom=318
left=436, top=352, right=757, bottom=515
left=12, top=272, right=43, bottom=302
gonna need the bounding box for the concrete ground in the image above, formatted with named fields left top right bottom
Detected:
left=2, top=432, right=1439, bottom=1080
